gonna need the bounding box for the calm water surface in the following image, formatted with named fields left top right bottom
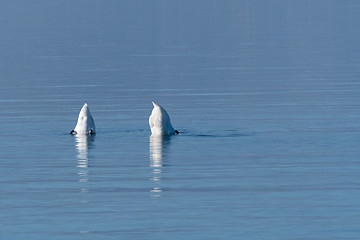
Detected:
left=1, top=1, right=360, bottom=239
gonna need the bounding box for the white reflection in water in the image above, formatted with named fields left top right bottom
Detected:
left=74, top=134, right=95, bottom=189
left=73, top=134, right=95, bottom=235
left=149, top=135, right=171, bottom=197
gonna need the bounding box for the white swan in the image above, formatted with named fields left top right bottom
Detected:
left=70, top=103, right=96, bottom=135
left=149, top=102, right=179, bottom=136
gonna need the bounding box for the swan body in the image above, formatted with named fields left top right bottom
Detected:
left=70, top=103, right=96, bottom=135
left=149, top=102, right=178, bottom=136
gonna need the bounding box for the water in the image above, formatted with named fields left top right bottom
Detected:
left=1, top=1, right=360, bottom=239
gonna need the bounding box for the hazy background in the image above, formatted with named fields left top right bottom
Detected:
left=0, top=1, right=359, bottom=239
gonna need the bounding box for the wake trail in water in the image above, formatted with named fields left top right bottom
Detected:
left=179, top=129, right=253, bottom=138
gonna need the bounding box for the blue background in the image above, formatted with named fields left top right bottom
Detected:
left=0, top=1, right=359, bottom=239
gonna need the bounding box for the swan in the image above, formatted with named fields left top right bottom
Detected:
left=149, top=102, right=179, bottom=136
left=70, top=103, right=96, bottom=135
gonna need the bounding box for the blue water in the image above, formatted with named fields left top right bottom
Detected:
left=1, top=1, right=360, bottom=239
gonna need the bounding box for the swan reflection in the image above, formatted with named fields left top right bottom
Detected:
left=74, top=134, right=95, bottom=188
left=149, top=135, right=171, bottom=197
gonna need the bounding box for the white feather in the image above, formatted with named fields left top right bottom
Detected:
left=73, top=103, right=96, bottom=135
left=149, top=102, right=177, bottom=136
